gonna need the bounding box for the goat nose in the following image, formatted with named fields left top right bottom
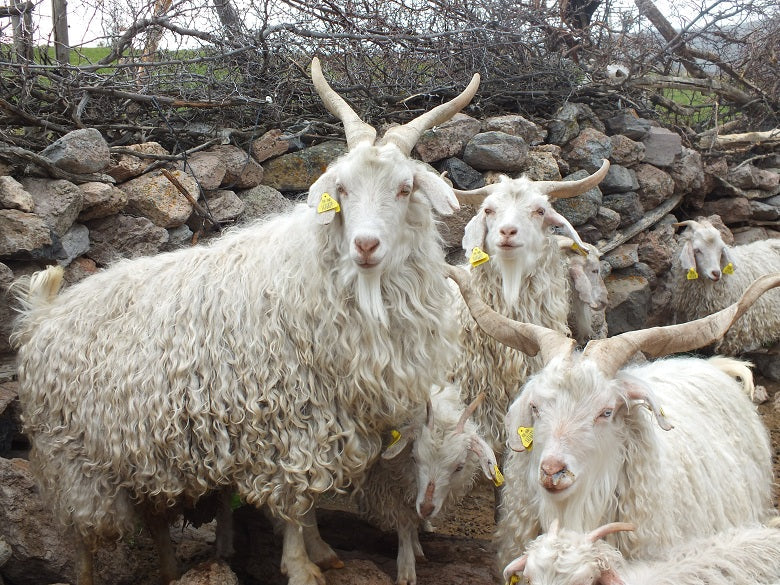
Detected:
left=499, top=225, right=518, bottom=237
left=541, top=459, right=566, bottom=477
left=419, top=481, right=436, bottom=518
left=354, top=236, right=379, bottom=256
left=710, top=270, right=721, bottom=281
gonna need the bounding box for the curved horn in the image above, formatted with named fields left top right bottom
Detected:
left=456, top=392, right=485, bottom=434
left=537, top=159, right=610, bottom=199
left=446, top=264, right=576, bottom=363
left=673, top=220, right=701, bottom=231
left=587, top=522, right=636, bottom=542
left=382, top=73, right=481, bottom=155
left=453, top=182, right=502, bottom=206
left=311, top=57, right=376, bottom=149
left=583, top=272, right=780, bottom=377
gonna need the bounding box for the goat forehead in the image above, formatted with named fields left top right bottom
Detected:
left=337, top=145, right=413, bottom=190
left=529, top=362, right=618, bottom=411
left=692, top=227, right=723, bottom=248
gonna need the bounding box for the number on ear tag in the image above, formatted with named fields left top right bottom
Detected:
left=317, top=192, right=340, bottom=214
left=517, top=426, right=534, bottom=450
left=470, top=246, right=490, bottom=267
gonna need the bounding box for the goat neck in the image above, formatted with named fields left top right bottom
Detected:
left=583, top=272, right=780, bottom=377
left=312, top=57, right=480, bottom=155
left=445, top=264, right=575, bottom=363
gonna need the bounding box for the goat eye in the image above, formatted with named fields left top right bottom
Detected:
left=398, top=185, right=412, bottom=198
left=535, top=208, right=545, bottom=216
left=483, top=208, right=494, bottom=216
left=337, top=185, right=347, bottom=198
left=530, top=404, right=539, bottom=417
left=599, top=408, right=613, bottom=419
left=455, top=463, right=464, bottom=473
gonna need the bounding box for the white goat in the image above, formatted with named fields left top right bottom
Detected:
left=449, top=160, right=610, bottom=455
left=504, top=520, right=780, bottom=585
left=355, top=387, right=500, bottom=585
left=672, top=217, right=780, bottom=355
left=11, top=58, right=480, bottom=585
left=556, top=236, right=608, bottom=344
left=445, top=265, right=779, bottom=572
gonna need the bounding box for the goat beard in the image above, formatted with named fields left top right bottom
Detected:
left=497, top=256, right=531, bottom=307
left=355, top=269, right=389, bottom=326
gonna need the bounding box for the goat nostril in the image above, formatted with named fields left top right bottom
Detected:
left=355, top=237, right=379, bottom=255
left=541, top=460, right=566, bottom=476
left=500, top=226, right=518, bottom=237
left=711, top=271, right=721, bottom=281
left=419, top=502, right=435, bottom=518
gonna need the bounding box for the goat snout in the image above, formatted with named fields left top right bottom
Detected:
left=540, top=458, right=575, bottom=492
left=418, top=481, right=436, bottom=518
left=709, top=269, right=721, bottom=281
left=499, top=225, right=518, bottom=237
left=354, top=236, right=380, bottom=264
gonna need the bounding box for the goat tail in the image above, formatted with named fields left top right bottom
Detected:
left=707, top=355, right=755, bottom=401
left=9, top=265, right=64, bottom=349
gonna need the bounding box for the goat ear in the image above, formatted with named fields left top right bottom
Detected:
left=502, top=555, right=528, bottom=584
left=413, top=168, right=459, bottom=216
left=721, top=246, right=736, bottom=273
left=462, top=211, right=488, bottom=256
left=617, top=373, right=673, bottom=431
left=543, top=207, right=587, bottom=249
left=569, top=263, right=594, bottom=304
left=307, top=170, right=340, bottom=225
left=469, top=435, right=500, bottom=483
left=382, top=426, right=413, bottom=460
left=597, top=568, right=626, bottom=585
left=679, top=240, right=697, bottom=277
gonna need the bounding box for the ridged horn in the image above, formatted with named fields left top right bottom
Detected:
left=453, top=183, right=501, bottom=206
left=382, top=73, right=481, bottom=155
left=537, top=159, right=610, bottom=199
left=583, top=272, right=780, bottom=377
left=588, top=522, right=636, bottom=543
left=456, top=392, right=485, bottom=434
left=445, top=264, right=576, bottom=363
left=310, top=57, right=376, bottom=149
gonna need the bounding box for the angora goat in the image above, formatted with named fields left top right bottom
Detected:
left=355, top=387, right=500, bottom=585
left=504, top=520, right=780, bottom=585
left=445, top=265, right=778, bottom=572
left=556, top=235, right=608, bottom=344
left=671, top=217, right=780, bottom=355
left=11, top=58, right=480, bottom=585
left=448, top=160, right=610, bottom=455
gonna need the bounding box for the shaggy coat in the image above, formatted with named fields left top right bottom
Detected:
left=453, top=177, right=572, bottom=453
left=505, top=522, right=780, bottom=585
left=13, top=170, right=458, bottom=547
left=495, top=355, right=773, bottom=570
left=671, top=222, right=780, bottom=355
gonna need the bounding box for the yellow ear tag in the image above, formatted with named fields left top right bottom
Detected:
left=723, top=263, right=734, bottom=275
left=517, top=426, right=534, bottom=450
left=508, top=574, right=521, bottom=585
left=493, top=464, right=505, bottom=487
left=317, top=192, right=340, bottom=214
left=686, top=267, right=698, bottom=280
left=388, top=429, right=401, bottom=447
left=571, top=242, right=588, bottom=257
left=470, top=246, right=490, bottom=267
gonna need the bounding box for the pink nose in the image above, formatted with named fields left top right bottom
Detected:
left=419, top=481, right=436, bottom=518
left=710, top=270, right=721, bottom=281
left=541, top=458, right=566, bottom=477
left=500, top=226, right=517, bottom=237
left=355, top=236, right=379, bottom=258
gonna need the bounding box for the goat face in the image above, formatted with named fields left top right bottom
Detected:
left=505, top=358, right=629, bottom=503
left=309, top=143, right=457, bottom=271
left=678, top=221, right=734, bottom=282
left=569, top=253, right=608, bottom=311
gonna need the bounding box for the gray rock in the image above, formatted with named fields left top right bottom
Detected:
left=482, top=114, right=546, bottom=145
left=22, top=178, right=83, bottom=238
left=0, top=176, right=34, bottom=212
left=525, top=151, right=562, bottom=181
left=605, top=274, right=650, bottom=335
left=413, top=114, right=482, bottom=163
left=640, top=127, right=681, bottom=168
left=57, top=223, right=90, bottom=266
left=670, top=147, right=704, bottom=195
left=602, top=192, right=644, bottom=228
left=564, top=128, right=612, bottom=172
left=462, top=131, right=529, bottom=172
left=262, top=141, right=347, bottom=192
left=635, top=224, right=676, bottom=275
left=608, top=134, right=645, bottom=167
left=700, top=197, right=752, bottom=224
left=590, top=206, right=621, bottom=238
left=202, top=189, right=246, bottom=223
left=78, top=181, right=128, bottom=221
left=39, top=128, right=110, bottom=174
left=574, top=223, right=603, bottom=244
left=547, top=103, right=581, bottom=146
left=750, top=200, right=779, bottom=221
left=181, top=151, right=227, bottom=191
left=727, top=164, right=779, bottom=191
left=86, top=214, right=169, bottom=266
left=120, top=170, right=197, bottom=228
left=604, top=111, right=651, bottom=140
left=238, top=184, right=294, bottom=221
left=750, top=352, right=780, bottom=381
left=170, top=560, right=239, bottom=585
left=0, top=264, right=14, bottom=355
left=635, top=164, right=675, bottom=211
left=251, top=129, right=291, bottom=163
left=437, top=157, right=485, bottom=190
left=0, top=209, right=52, bottom=257
left=603, top=243, right=639, bottom=270
left=600, top=164, right=639, bottom=194
left=165, top=225, right=194, bottom=250
left=209, top=145, right=264, bottom=189
left=551, top=170, right=603, bottom=226
left=107, top=142, right=169, bottom=183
